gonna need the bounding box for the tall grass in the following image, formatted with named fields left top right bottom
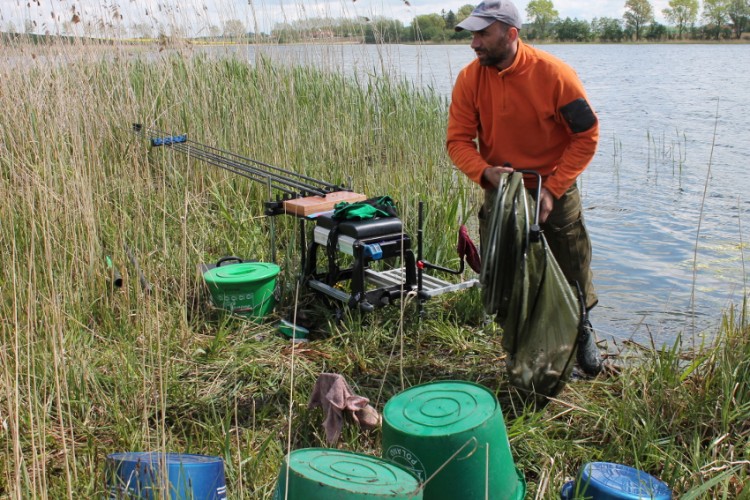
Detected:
left=1, top=38, right=748, bottom=498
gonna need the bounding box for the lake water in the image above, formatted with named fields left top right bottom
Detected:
left=215, top=43, right=750, bottom=347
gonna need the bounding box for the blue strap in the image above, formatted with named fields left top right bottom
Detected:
left=151, top=134, right=187, bottom=147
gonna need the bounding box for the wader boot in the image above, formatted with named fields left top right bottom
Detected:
left=577, top=318, right=603, bottom=376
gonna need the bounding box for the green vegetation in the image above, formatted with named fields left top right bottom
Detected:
left=3, top=0, right=749, bottom=43
left=526, top=0, right=560, bottom=39
left=663, top=0, right=701, bottom=39
left=528, top=0, right=748, bottom=41
left=1, top=39, right=748, bottom=498
left=624, top=0, right=656, bottom=40
left=269, top=0, right=750, bottom=44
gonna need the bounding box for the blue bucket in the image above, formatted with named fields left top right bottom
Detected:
left=560, top=462, right=672, bottom=500
left=106, top=452, right=227, bottom=499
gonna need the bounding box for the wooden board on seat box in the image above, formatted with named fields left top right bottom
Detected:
left=283, top=191, right=368, bottom=216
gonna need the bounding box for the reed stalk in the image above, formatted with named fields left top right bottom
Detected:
left=0, top=37, right=747, bottom=498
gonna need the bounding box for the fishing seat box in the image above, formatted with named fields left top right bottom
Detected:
left=305, top=214, right=416, bottom=310
left=314, top=213, right=404, bottom=239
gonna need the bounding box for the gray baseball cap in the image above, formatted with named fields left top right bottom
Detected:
left=455, top=0, right=522, bottom=32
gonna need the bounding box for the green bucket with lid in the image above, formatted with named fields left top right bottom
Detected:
left=381, top=381, right=525, bottom=500
left=203, top=262, right=280, bottom=320
left=273, top=448, right=422, bottom=500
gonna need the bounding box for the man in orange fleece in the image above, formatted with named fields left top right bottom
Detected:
left=448, top=0, right=602, bottom=375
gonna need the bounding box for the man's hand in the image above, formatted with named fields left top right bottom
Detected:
left=482, top=166, right=554, bottom=223
left=538, top=187, right=554, bottom=223
left=481, top=165, right=514, bottom=188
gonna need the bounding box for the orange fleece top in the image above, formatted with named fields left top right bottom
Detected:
left=447, top=39, right=599, bottom=199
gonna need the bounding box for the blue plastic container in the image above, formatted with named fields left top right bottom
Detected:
left=560, top=462, right=672, bottom=500
left=106, top=452, right=227, bottom=499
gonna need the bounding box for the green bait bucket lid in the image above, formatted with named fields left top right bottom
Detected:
left=203, top=262, right=280, bottom=285
left=275, top=448, right=422, bottom=499
left=383, top=380, right=497, bottom=436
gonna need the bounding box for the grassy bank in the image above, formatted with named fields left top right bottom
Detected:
left=0, top=39, right=748, bottom=498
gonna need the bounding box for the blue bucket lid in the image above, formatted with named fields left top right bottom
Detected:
left=560, top=462, right=672, bottom=500
left=108, top=451, right=223, bottom=466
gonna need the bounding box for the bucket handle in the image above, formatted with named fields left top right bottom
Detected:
left=414, top=436, right=479, bottom=494
left=216, top=256, right=244, bottom=267
left=455, top=435, right=480, bottom=461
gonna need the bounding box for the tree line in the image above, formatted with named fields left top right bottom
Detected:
left=525, top=0, right=748, bottom=41
left=4, top=0, right=745, bottom=42
left=270, top=0, right=749, bottom=43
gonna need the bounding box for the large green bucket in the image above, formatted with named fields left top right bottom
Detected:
left=202, top=262, right=280, bottom=320
left=381, top=381, right=525, bottom=500
left=273, top=448, right=422, bottom=500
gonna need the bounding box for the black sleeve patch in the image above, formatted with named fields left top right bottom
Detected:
left=560, top=98, right=597, bottom=134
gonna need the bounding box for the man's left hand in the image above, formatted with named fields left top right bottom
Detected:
left=539, top=187, right=554, bottom=223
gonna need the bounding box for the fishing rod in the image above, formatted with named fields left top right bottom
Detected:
left=132, top=124, right=350, bottom=213
left=134, top=122, right=480, bottom=313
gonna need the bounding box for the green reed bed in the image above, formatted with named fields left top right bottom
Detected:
left=0, top=39, right=748, bottom=498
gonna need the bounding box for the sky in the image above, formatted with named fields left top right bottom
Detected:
left=0, top=0, right=673, bottom=37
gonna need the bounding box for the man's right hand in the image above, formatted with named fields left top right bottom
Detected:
left=481, top=165, right=515, bottom=188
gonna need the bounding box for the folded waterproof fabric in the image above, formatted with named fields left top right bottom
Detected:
left=333, top=195, right=397, bottom=220
left=481, top=172, right=580, bottom=400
